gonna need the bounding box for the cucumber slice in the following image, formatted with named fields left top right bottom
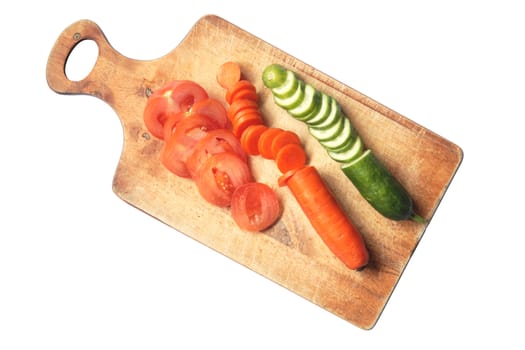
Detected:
left=274, top=80, right=304, bottom=109
left=328, top=135, right=363, bottom=163
left=288, top=84, right=321, bottom=120
left=262, top=64, right=288, bottom=89
left=341, top=150, right=414, bottom=220
left=305, top=93, right=331, bottom=126
left=308, top=97, right=341, bottom=130
left=308, top=112, right=345, bottom=141
left=271, top=70, right=298, bottom=98
left=319, top=117, right=352, bottom=150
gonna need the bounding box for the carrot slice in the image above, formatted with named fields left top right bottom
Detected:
left=230, top=106, right=262, bottom=125
left=230, top=87, right=259, bottom=104
left=226, top=80, right=258, bottom=104
left=232, top=113, right=263, bottom=138
left=282, top=165, right=369, bottom=270
left=217, top=61, right=242, bottom=90
left=227, top=98, right=259, bottom=121
left=275, top=143, right=307, bottom=173
left=270, top=130, right=301, bottom=159
left=240, top=124, right=268, bottom=155
left=257, top=127, right=283, bottom=160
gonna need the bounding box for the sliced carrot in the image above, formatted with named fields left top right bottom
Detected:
left=217, top=61, right=242, bottom=90
left=270, top=130, right=301, bottom=159
left=257, top=127, right=283, bottom=160
left=226, top=80, right=258, bottom=104
left=230, top=87, right=259, bottom=104
left=275, top=143, right=307, bottom=173
left=281, top=165, right=369, bottom=270
left=227, top=98, right=259, bottom=121
left=230, top=106, right=262, bottom=124
left=240, top=124, right=268, bottom=155
left=232, top=113, right=264, bottom=138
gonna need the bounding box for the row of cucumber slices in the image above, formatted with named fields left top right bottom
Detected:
left=266, top=67, right=364, bottom=164
left=262, top=64, right=424, bottom=222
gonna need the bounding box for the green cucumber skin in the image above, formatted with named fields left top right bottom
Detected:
left=341, top=150, right=413, bottom=221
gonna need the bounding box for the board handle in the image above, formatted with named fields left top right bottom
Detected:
left=46, top=20, right=117, bottom=97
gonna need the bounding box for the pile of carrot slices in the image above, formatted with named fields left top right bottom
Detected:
left=217, top=62, right=369, bottom=270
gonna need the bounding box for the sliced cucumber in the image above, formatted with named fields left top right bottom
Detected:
left=319, top=117, right=352, bottom=150
left=263, top=63, right=424, bottom=223
left=308, top=112, right=345, bottom=142
left=262, top=64, right=288, bottom=88
left=271, top=70, right=298, bottom=98
left=308, top=97, right=341, bottom=130
left=328, top=135, right=363, bottom=163
left=288, top=84, right=321, bottom=120
left=274, top=80, right=304, bottom=109
left=305, top=93, right=331, bottom=126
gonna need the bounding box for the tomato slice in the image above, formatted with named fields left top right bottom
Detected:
left=186, top=129, right=247, bottom=178
left=144, top=80, right=208, bottom=140
left=143, top=95, right=178, bottom=140
left=160, top=114, right=220, bottom=178
left=195, top=152, right=253, bottom=207
left=231, top=182, right=282, bottom=232
left=169, top=81, right=209, bottom=113
left=150, top=80, right=192, bottom=99
left=189, top=98, right=229, bottom=129
left=162, top=111, right=186, bottom=141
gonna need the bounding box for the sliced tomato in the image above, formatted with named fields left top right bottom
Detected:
left=169, top=80, right=209, bottom=113
left=231, top=182, right=282, bottom=232
left=144, top=80, right=208, bottom=140
left=186, top=129, right=247, bottom=178
left=195, top=152, right=253, bottom=207
left=143, top=95, right=178, bottom=140
left=150, top=80, right=192, bottom=99
left=162, top=111, right=186, bottom=141
left=189, top=98, right=229, bottom=129
left=160, top=114, right=220, bottom=178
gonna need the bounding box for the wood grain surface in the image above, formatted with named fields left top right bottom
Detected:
left=46, top=15, right=462, bottom=329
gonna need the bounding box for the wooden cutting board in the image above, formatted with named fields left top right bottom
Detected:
left=46, top=15, right=463, bottom=329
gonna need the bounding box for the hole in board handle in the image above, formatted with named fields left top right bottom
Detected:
left=65, top=39, right=99, bottom=82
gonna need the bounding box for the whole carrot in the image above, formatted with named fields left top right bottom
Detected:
left=280, top=166, right=369, bottom=270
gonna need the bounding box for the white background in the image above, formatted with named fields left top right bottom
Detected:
left=1, top=1, right=524, bottom=348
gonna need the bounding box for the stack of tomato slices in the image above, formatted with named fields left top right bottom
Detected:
left=143, top=80, right=281, bottom=232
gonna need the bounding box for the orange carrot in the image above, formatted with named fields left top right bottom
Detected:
left=279, top=166, right=369, bottom=270
left=275, top=143, right=307, bottom=173
left=232, top=112, right=264, bottom=138
left=257, top=127, right=283, bottom=159
left=227, top=98, right=259, bottom=121
left=240, top=124, right=268, bottom=155
left=217, top=61, right=242, bottom=90
left=226, top=80, right=258, bottom=104
left=270, top=130, right=301, bottom=159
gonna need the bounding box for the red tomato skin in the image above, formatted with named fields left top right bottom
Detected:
left=160, top=114, right=220, bottom=178
left=186, top=129, right=248, bottom=178
left=230, top=182, right=281, bottom=232
left=195, top=152, right=253, bottom=207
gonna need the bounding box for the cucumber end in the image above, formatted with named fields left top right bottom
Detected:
left=410, top=213, right=426, bottom=224
left=262, top=64, right=288, bottom=89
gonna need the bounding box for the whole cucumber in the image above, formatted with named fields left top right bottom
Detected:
left=262, top=64, right=424, bottom=223
left=341, top=150, right=422, bottom=221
